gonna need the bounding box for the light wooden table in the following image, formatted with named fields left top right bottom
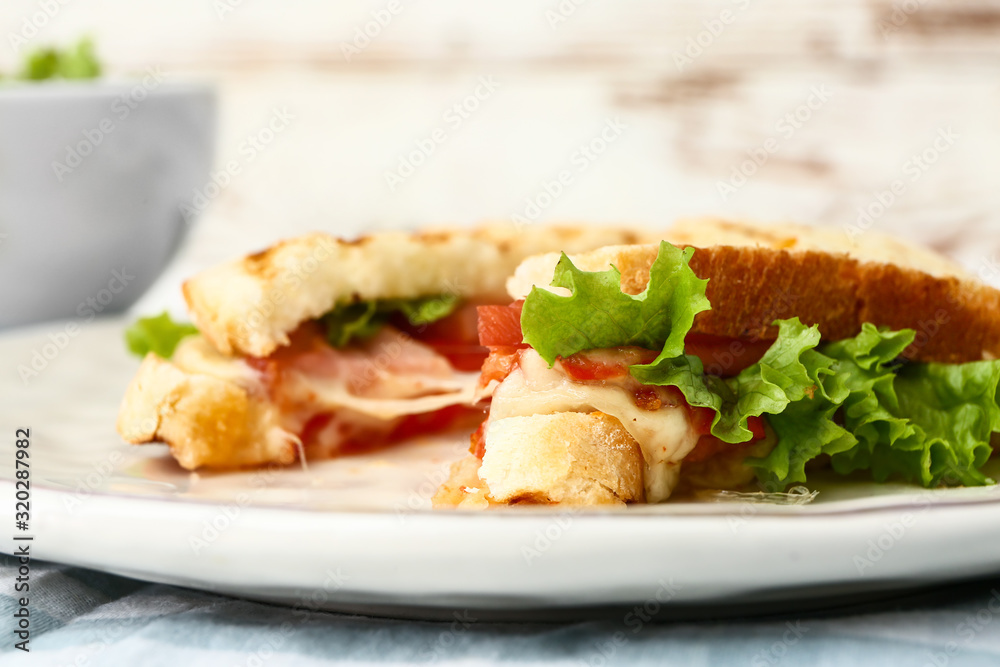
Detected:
left=3, top=0, right=998, bottom=311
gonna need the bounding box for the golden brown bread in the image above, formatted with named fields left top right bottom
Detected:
left=667, top=217, right=972, bottom=280
left=116, top=337, right=296, bottom=470
left=480, top=412, right=645, bottom=505
left=686, top=245, right=999, bottom=363
left=508, top=220, right=1000, bottom=363
left=184, top=224, right=655, bottom=358
left=433, top=412, right=646, bottom=507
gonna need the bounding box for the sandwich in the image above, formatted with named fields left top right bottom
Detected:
left=434, top=219, right=1000, bottom=508
left=116, top=224, right=655, bottom=470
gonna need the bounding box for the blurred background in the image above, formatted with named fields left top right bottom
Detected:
left=3, top=0, right=999, bottom=317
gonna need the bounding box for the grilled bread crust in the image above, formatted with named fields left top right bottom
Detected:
left=184, top=225, right=654, bottom=358
left=507, top=219, right=1000, bottom=363
left=116, top=337, right=295, bottom=470
left=433, top=412, right=645, bottom=507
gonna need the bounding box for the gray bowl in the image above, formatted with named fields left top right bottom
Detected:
left=0, top=79, right=215, bottom=329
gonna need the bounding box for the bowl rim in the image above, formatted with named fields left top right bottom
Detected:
left=0, top=78, right=215, bottom=99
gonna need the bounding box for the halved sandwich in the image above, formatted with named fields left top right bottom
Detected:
left=435, top=219, right=1000, bottom=508
left=116, top=224, right=656, bottom=470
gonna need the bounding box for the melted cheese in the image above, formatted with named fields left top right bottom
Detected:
left=173, top=336, right=261, bottom=385
left=291, top=370, right=482, bottom=420
left=487, top=350, right=700, bottom=502
left=172, top=334, right=483, bottom=421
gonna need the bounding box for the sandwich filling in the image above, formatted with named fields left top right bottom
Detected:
left=469, top=242, right=1000, bottom=503
left=125, top=298, right=491, bottom=462
left=475, top=308, right=768, bottom=502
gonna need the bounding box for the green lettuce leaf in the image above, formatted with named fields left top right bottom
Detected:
left=748, top=323, right=1000, bottom=490
left=754, top=396, right=857, bottom=491
left=322, top=301, right=384, bottom=348
left=820, top=326, right=919, bottom=481
left=395, top=294, right=460, bottom=325
left=124, top=312, right=198, bottom=359
left=321, top=294, right=459, bottom=348
left=752, top=324, right=913, bottom=488
left=631, top=318, right=822, bottom=444
left=885, top=362, right=1000, bottom=487
left=520, top=241, right=710, bottom=366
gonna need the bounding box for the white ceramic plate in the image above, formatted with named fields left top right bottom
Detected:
left=5, top=318, right=1000, bottom=618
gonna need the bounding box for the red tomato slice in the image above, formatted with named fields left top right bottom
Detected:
left=469, top=420, right=487, bottom=458
left=684, top=416, right=767, bottom=463
left=299, top=412, right=334, bottom=447
left=422, top=342, right=489, bottom=372
left=392, top=303, right=489, bottom=371
left=395, top=302, right=482, bottom=346
left=558, top=348, right=659, bottom=382
left=480, top=346, right=523, bottom=386
left=299, top=405, right=485, bottom=456
left=688, top=405, right=716, bottom=436
left=390, top=404, right=486, bottom=443
left=559, top=355, right=629, bottom=381
left=477, top=301, right=524, bottom=347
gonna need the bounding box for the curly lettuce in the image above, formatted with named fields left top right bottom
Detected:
left=519, top=241, right=1000, bottom=490
left=631, top=318, right=821, bottom=443
left=752, top=325, right=1000, bottom=490
left=521, top=241, right=710, bottom=366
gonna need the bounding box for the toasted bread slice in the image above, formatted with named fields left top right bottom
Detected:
left=117, top=337, right=296, bottom=470
left=185, top=224, right=653, bottom=358
left=435, top=420, right=775, bottom=509
left=433, top=412, right=645, bottom=507
left=668, top=217, right=971, bottom=280
left=508, top=219, right=1000, bottom=363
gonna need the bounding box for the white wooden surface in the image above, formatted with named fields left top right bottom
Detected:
left=3, top=0, right=999, bottom=310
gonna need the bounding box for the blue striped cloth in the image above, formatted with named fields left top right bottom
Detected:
left=4, top=554, right=1000, bottom=666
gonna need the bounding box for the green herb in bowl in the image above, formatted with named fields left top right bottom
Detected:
left=16, top=37, right=102, bottom=81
